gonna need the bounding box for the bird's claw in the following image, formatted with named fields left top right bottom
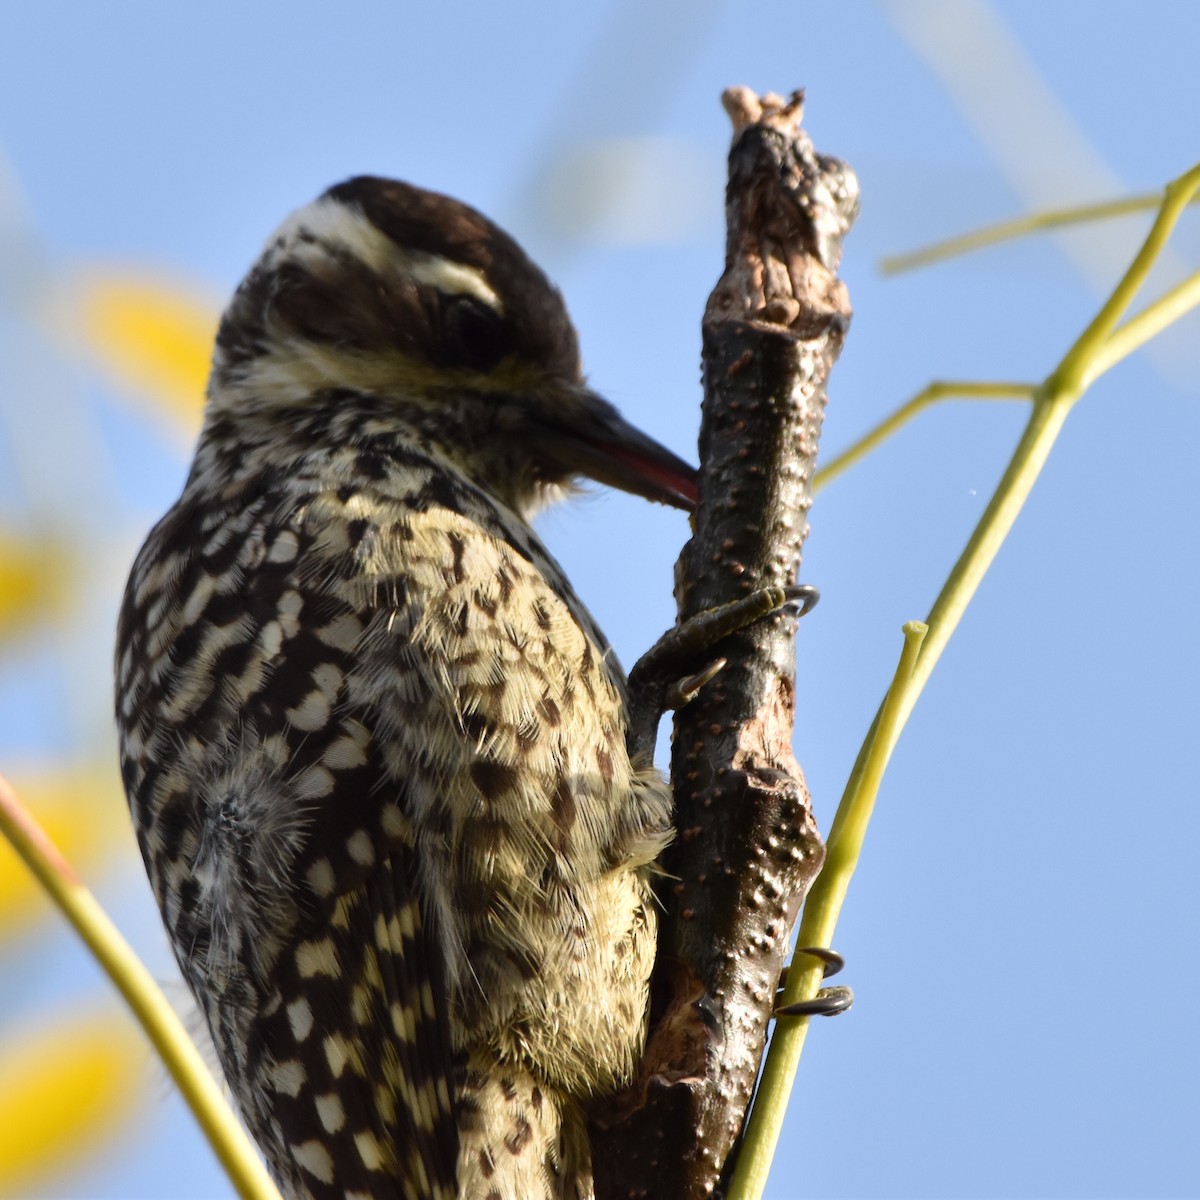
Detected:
left=774, top=946, right=853, bottom=1018
left=663, top=659, right=728, bottom=710
left=775, top=985, right=854, bottom=1018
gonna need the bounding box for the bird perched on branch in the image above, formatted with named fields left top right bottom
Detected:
left=115, top=177, right=697, bottom=1200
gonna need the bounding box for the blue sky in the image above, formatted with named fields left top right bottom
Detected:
left=1, top=2, right=1197, bottom=1197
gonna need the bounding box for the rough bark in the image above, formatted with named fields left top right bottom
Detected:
left=592, top=88, right=858, bottom=1199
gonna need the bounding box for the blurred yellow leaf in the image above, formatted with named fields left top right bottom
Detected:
left=0, top=763, right=133, bottom=942
left=0, top=531, right=70, bottom=637
left=0, top=1006, right=145, bottom=1195
left=76, top=272, right=218, bottom=436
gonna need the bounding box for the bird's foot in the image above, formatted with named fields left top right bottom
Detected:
left=626, top=584, right=819, bottom=759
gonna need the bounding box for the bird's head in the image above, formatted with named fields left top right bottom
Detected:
left=206, top=176, right=697, bottom=518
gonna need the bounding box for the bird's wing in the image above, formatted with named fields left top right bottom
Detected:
left=118, top=481, right=463, bottom=1200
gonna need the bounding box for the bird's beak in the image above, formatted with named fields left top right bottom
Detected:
left=537, top=389, right=699, bottom=512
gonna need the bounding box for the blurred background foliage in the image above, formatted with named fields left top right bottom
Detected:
left=0, top=260, right=213, bottom=1194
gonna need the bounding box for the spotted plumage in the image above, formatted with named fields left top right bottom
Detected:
left=116, top=177, right=696, bottom=1199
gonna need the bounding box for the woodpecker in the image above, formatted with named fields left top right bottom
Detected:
left=115, top=177, right=698, bottom=1200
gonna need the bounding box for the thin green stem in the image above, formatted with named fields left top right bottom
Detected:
left=0, top=773, right=282, bottom=1200
left=814, top=381, right=1034, bottom=494
left=726, top=622, right=927, bottom=1200
left=724, top=384, right=1075, bottom=1200
left=727, top=385, right=1075, bottom=1200
left=1049, top=163, right=1200, bottom=396
left=880, top=188, right=1198, bottom=276
left=884, top=388, right=1072, bottom=746
left=1084, top=265, right=1200, bottom=386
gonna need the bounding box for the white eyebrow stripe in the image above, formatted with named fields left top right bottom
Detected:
left=265, top=196, right=503, bottom=314
left=398, top=252, right=502, bottom=313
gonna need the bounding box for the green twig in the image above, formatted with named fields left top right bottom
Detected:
left=813, top=380, right=1034, bottom=494
left=1049, top=163, right=1200, bottom=398
left=1085, top=264, right=1200, bottom=386
left=726, top=621, right=926, bottom=1200
left=880, top=187, right=1199, bottom=276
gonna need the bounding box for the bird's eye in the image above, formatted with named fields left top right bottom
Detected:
left=444, top=296, right=508, bottom=372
